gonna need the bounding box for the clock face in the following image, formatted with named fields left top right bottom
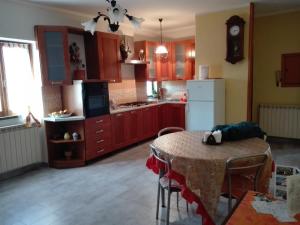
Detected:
left=230, top=25, right=240, bottom=36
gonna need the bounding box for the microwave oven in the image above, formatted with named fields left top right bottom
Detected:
left=62, top=81, right=110, bottom=118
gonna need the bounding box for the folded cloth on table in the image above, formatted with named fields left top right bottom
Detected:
left=212, top=121, right=266, bottom=141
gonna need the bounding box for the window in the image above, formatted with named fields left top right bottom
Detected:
left=146, top=81, right=158, bottom=97
left=0, top=41, right=42, bottom=118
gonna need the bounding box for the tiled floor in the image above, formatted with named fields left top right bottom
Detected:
left=0, top=138, right=299, bottom=225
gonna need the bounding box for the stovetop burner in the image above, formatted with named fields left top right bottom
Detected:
left=118, top=101, right=155, bottom=108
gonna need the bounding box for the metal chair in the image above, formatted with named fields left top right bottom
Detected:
left=150, top=144, right=188, bottom=225
left=158, top=127, right=184, bottom=137
left=222, top=154, right=268, bottom=213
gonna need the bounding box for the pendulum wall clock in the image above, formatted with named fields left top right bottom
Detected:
left=225, top=15, right=245, bottom=64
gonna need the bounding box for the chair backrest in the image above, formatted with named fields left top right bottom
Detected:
left=150, top=144, right=171, bottom=176
left=226, top=154, right=267, bottom=190
left=158, top=127, right=184, bottom=137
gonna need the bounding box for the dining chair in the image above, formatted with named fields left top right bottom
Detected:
left=222, top=154, right=268, bottom=213
left=150, top=144, right=188, bottom=225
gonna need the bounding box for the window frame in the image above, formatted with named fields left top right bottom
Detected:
left=0, top=41, right=34, bottom=117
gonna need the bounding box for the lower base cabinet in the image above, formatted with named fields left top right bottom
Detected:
left=85, top=115, right=112, bottom=160
left=45, top=103, right=186, bottom=167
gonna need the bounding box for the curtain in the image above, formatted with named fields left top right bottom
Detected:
left=1, top=42, right=42, bottom=119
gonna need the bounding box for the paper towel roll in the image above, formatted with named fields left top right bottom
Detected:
left=199, top=65, right=209, bottom=80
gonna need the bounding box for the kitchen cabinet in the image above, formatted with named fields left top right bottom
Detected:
left=85, top=32, right=121, bottom=83
left=134, top=41, right=159, bottom=81
left=125, top=109, right=143, bottom=144
left=157, top=42, right=173, bottom=81
left=111, top=112, right=129, bottom=149
left=141, top=106, right=158, bottom=138
left=44, top=119, right=85, bottom=168
left=35, top=26, right=71, bottom=86
left=281, top=53, right=300, bottom=87
left=168, top=104, right=186, bottom=129
left=171, top=40, right=194, bottom=80
left=85, top=115, right=112, bottom=160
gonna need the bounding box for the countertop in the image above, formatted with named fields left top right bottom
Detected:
left=110, top=100, right=186, bottom=114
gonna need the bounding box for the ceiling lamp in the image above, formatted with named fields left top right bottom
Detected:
left=82, top=0, right=144, bottom=34
left=155, top=18, right=168, bottom=55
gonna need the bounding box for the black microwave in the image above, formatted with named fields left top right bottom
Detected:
left=62, top=81, right=110, bottom=118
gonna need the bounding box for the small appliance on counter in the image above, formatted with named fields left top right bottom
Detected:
left=62, top=81, right=110, bottom=118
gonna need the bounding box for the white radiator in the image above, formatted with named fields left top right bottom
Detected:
left=0, top=126, right=42, bottom=174
left=259, top=104, right=300, bottom=139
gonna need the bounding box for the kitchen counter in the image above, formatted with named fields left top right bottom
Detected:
left=110, top=100, right=186, bottom=114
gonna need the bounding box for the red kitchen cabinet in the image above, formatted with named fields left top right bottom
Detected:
left=157, top=42, right=173, bottom=81
left=141, top=106, right=158, bottom=138
left=35, top=26, right=71, bottom=86
left=168, top=104, right=186, bottom=129
left=134, top=41, right=159, bottom=81
left=85, top=31, right=121, bottom=83
left=85, top=115, right=112, bottom=160
left=111, top=112, right=129, bottom=149
left=125, top=109, right=143, bottom=144
left=171, top=40, right=194, bottom=80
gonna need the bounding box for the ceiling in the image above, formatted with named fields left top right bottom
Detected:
left=23, top=0, right=300, bottom=32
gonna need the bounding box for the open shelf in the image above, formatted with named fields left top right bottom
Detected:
left=52, top=159, right=85, bottom=168
left=50, top=139, right=85, bottom=144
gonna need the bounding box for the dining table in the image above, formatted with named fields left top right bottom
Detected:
left=147, top=131, right=273, bottom=222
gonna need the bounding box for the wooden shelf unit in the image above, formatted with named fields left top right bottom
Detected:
left=45, top=119, right=85, bottom=168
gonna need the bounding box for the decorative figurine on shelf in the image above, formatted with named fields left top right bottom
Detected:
left=139, top=49, right=145, bottom=61
left=64, top=132, right=71, bottom=140
left=25, top=107, right=41, bottom=128
left=120, top=36, right=131, bottom=61
left=69, top=42, right=86, bottom=80
left=64, top=150, right=72, bottom=160
left=72, top=132, right=79, bottom=141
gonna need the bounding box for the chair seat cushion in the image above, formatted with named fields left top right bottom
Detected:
left=222, top=175, right=254, bottom=199
left=159, top=176, right=181, bottom=192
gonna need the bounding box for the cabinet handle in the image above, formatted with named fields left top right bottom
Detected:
left=51, top=81, right=63, bottom=85
left=131, top=111, right=136, bottom=114
left=144, top=108, right=149, bottom=111
left=96, top=130, right=104, bottom=134
left=97, top=140, right=104, bottom=143
left=96, top=120, right=103, bottom=123
left=116, top=113, right=122, bottom=117
left=110, top=80, right=116, bottom=82
left=97, top=149, right=105, bottom=153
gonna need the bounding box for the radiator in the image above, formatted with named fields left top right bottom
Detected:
left=0, top=126, right=42, bottom=174
left=259, top=104, right=300, bottom=139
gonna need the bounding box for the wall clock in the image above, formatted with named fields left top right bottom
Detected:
left=225, top=15, right=245, bottom=64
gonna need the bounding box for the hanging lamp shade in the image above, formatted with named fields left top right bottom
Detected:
left=155, top=18, right=168, bottom=55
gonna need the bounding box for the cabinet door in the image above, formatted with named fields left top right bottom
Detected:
left=141, top=107, right=157, bottom=138
left=125, top=109, right=143, bottom=144
left=281, top=53, right=300, bottom=87
left=157, top=43, right=172, bottom=81
left=97, top=32, right=121, bottom=82
left=111, top=112, right=128, bottom=149
left=35, top=26, right=71, bottom=86
left=172, top=40, right=193, bottom=80
left=169, top=104, right=186, bottom=129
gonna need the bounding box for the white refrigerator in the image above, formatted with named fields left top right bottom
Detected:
left=186, top=79, right=225, bottom=131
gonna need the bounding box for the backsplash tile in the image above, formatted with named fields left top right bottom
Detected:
left=161, top=80, right=187, bottom=99
left=42, top=86, right=63, bottom=116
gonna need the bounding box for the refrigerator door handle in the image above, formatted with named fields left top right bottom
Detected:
left=186, top=89, right=189, bottom=100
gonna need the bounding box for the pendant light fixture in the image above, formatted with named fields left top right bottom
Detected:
left=155, top=18, right=168, bottom=55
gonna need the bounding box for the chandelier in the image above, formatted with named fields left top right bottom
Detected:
left=82, top=0, right=144, bottom=35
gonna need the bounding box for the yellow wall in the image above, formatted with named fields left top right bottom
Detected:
left=253, top=11, right=300, bottom=121
left=195, top=6, right=250, bottom=123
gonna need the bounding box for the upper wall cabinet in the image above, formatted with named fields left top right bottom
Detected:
left=171, top=40, right=194, bottom=80
left=35, top=26, right=71, bottom=86
left=85, top=32, right=121, bottom=83
left=281, top=53, right=300, bottom=87
left=157, top=42, right=173, bottom=81
left=134, top=41, right=159, bottom=81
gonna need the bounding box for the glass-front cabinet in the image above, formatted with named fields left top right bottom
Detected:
left=172, top=40, right=195, bottom=80
left=35, top=26, right=71, bottom=86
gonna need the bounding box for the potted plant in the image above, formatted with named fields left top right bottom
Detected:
left=69, top=42, right=86, bottom=80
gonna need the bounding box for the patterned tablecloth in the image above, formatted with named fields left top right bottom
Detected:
left=152, top=131, right=273, bottom=219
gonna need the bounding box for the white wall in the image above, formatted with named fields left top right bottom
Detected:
left=0, top=0, right=137, bottom=41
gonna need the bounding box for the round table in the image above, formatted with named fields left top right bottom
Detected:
left=152, top=131, right=272, bottom=218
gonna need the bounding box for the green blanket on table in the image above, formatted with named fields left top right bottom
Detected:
left=211, top=121, right=266, bottom=141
